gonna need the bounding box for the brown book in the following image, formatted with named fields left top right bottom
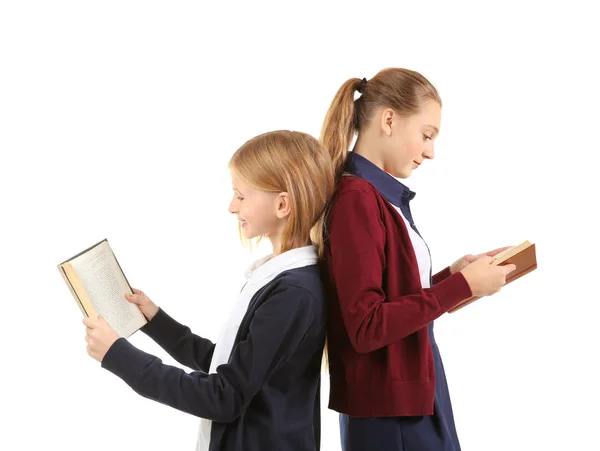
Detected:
left=57, top=239, right=147, bottom=337
left=448, top=240, right=537, bottom=313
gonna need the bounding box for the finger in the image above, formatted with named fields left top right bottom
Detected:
left=83, top=317, right=98, bottom=328
left=486, top=246, right=513, bottom=256
left=125, top=293, right=140, bottom=304
left=502, top=264, right=517, bottom=274
left=478, top=255, right=495, bottom=264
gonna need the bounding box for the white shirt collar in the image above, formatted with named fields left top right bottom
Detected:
left=244, top=245, right=319, bottom=283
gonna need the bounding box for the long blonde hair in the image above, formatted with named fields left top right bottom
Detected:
left=228, top=130, right=335, bottom=258
left=320, top=68, right=442, bottom=179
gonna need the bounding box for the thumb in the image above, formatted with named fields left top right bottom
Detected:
left=125, top=293, right=140, bottom=304
left=502, top=264, right=517, bottom=274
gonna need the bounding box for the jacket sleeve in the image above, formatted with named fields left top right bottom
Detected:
left=101, top=282, right=317, bottom=423
left=327, top=188, right=472, bottom=354
left=140, top=308, right=215, bottom=372
left=432, top=266, right=453, bottom=285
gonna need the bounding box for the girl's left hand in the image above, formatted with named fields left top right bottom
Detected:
left=450, top=246, right=513, bottom=274
left=83, top=316, right=120, bottom=363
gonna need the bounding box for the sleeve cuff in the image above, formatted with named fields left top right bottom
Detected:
left=141, top=308, right=179, bottom=341
left=431, top=271, right=473, bottom=312
left=432, top=266, right=452, bottom=285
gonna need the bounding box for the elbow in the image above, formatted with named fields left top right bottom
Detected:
left=211, top=405, right=242, bottom=424
left=347, top=317, right=384, bottom=354
left=205, top=386, right=245, bottom=424
left=349, top=335, right=378, bottom=355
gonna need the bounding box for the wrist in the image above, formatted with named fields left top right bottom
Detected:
left=145, top=305, right=159, bottom=321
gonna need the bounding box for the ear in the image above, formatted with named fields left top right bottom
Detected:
left=275, top=192, right=291, bottom=219
left=379, top=108, right=394, bottom=137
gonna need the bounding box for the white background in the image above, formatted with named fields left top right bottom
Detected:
left=1, top=1, right=598, bottom=450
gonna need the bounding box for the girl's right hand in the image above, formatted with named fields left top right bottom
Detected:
left=125, top=288, right=159, bottom=321
left=460, top=256, right=516, bottom=297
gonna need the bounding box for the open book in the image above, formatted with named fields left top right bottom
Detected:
left=57, top=239, right=147, bottom=337
left=448, top=240, right=537, bottom=313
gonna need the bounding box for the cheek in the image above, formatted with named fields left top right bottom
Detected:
left=401, top=141, right=424, bottom=166
left=410, top=136, right=425, bottom=154
left=391, top=137, right=419, bottom=165
left=245, top=201, right=272, bottom=225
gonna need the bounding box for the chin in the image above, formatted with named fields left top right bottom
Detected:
left=390, top=169, right=411, bottom=179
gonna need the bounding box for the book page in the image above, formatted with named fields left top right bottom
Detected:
left=70, top=241, right=146, bottom=337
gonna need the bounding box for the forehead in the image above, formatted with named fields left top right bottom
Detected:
left=415, top=100, right=441, bottom=127
left=230, top=171, right=246, bottom=188
left=230, top=171, right=259, bottom=195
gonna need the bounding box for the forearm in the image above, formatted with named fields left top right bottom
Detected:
left=102, top=338, right=237, bottom=422
left=141, top=308, right=215, bottom=372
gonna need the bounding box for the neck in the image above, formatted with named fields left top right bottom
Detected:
left=268, top=235, right=311, bottom=257
left=353, top=131, right=385, bottom=171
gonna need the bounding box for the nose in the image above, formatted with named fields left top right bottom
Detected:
left=423, top=143, right=434, bottom=160
left=228, top=198, right=237, bottom=215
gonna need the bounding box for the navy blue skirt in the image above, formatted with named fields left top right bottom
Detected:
left=340, top=323, right=461, bottom=451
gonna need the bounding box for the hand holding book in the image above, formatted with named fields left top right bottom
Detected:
left=449, top=246, right=513, bottom=274
left=449, top=240, right=537, bottom=313
left=125, top=288, right=159, bottom=321
left=460, top=256, right=516, bottom=296
left=58, top=239, right=147, bottom=337
left=83, top=315, right=120, bottom=363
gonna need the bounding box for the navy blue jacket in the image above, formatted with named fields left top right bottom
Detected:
left=102, top=265, right=327, bottom=451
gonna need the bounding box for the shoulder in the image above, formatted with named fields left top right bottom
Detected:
left=330, top=176, right=383, bottom=213
left=335, top=175, right=380, bottom=198
left=258, top=266, right=327, bottom=316
left=327, top=176, right=386, bottom=229
left=279, top=265, right=326, bottom=304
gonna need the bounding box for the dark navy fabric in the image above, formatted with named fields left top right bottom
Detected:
left=344, top=151, right=416, bottom=224
left=340, top=151, right=461, bottom=451
left=102, top=265, right=327, bottom=451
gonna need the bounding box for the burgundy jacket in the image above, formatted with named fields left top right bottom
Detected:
left=324, top=169, right=472, bottom=417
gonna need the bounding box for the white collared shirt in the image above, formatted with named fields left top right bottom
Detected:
left=392, top=204, right=432, bottom=289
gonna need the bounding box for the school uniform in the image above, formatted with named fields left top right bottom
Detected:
left=324, top=152, right=473, bottom=451
left=101, top=245, right=326, bottom=451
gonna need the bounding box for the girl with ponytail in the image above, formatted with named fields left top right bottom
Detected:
left=320, top=69, right=515, bottom=450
